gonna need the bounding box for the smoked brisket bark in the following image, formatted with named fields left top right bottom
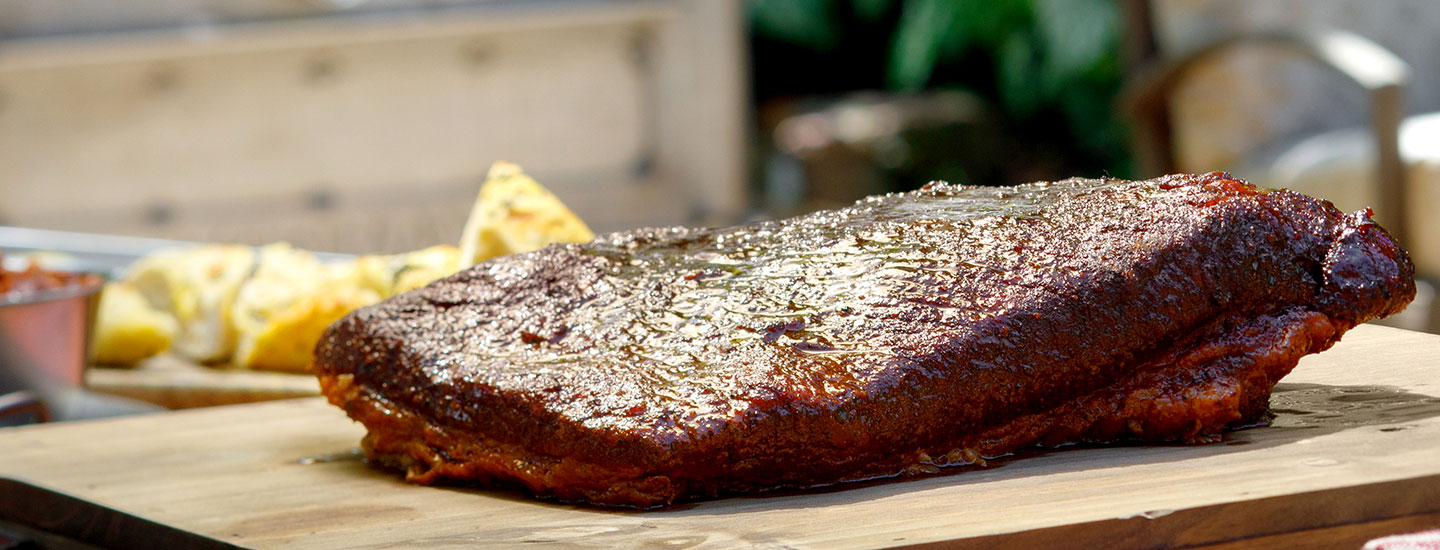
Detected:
left=315, top=172, right=1415, bottom=507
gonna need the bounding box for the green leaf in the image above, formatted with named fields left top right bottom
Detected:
left=853, top=0, right=895, bottom=21
left=997, top=31, right=1042, bottom=116
left=887, top=0, right=962, bottom=91
left=1034, top=0, right=1118, bottom=83
left=749, top=0, right=842, bottom=51
left=961, top=0, right=1034, bottom=51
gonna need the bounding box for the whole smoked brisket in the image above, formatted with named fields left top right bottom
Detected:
left=315, top=173, right=1414, bottom=507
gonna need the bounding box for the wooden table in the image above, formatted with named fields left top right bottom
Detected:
left=4, top=324, right=1439, bottom=549
left=85, top=355, right=320, bottom=409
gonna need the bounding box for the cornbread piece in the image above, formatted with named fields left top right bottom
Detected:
left=457, top=161, right=595, bottom=267
left=316, top=173, right=1415, bottom=508
left=126, top=244, right=255, bottom=363
left=92, top=282, right=178, bottom=366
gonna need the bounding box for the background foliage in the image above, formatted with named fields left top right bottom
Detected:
left=749, top=0, right=1131, bottom=189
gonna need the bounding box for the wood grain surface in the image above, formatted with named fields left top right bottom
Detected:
left=3, top=323, right=1440, bottom=549
left=85, top=355, right=320, bottom=410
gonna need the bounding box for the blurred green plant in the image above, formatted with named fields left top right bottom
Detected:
left=750, top=0, right=1129, bottom=180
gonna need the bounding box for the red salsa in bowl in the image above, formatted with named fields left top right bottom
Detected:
left=1, top=252, right=106, bottom=388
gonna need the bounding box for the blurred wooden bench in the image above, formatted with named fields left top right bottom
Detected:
left=86, top=356, right=320, bottom=410
left=0, top=0, right=747, bottom=253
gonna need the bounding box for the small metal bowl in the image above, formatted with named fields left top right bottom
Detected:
left=0, top=274, right=105, bottom=392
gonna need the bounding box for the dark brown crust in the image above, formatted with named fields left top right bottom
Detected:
left=315, top=172, right=1415, bottom=507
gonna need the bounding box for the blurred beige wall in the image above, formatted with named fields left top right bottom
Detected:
left=0, top=0, right=747, bottom=254
left=1153, top=0, right=1440, bottom=173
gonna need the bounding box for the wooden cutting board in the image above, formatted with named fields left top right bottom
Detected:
left=3, top=324, right=1440, bottom=549
left=85, top=354, right=320, bottom=409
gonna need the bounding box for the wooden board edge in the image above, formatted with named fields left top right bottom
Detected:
left=900, top=473, right=1440, bottom=550
left=1182, top=512, right=1440, bottom=550
left=0, top=478, right=240, bottom=549
left=0, top=518, right=107, bottom=550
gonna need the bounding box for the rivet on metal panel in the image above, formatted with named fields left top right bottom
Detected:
left=306, top=188, right=337, bottom=212
left=144, top=203, right=176, bottom=226
left=687, top=203, right=709, bottom=226
left=460, top=39, right=495, bottom=71
left=299, top=0, right=370, bottom=10
left=145, top=64, right=181, bottom=95
left=629, top=26, right=653, bottom=74
left=633, top=155, right=654, bottom=180
left=304, top=52, right=342, bottom=85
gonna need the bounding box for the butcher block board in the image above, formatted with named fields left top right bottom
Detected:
left=3, top=324, right=1440, bottom=549
left=85, top=355, right=321, bottom=409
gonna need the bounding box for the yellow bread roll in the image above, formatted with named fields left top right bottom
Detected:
left=125, top=244, right=255, bottom=363
left=91, top=282, right=178, bottom=366
left=457, top=162, right=595, bottom=267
